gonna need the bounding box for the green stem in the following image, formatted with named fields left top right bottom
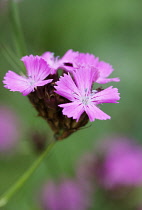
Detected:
left=1, top=44, right=25, bottom=72
left=9, top=0, right=27, bottom=57
left=0, top=142, right=55, bottom=208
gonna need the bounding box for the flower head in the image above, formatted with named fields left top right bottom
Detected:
left=3, top=55, right=53, bottom=96
left=3, top=50, right=120, bottom=140
left=55, top=67, right=120, bottom=122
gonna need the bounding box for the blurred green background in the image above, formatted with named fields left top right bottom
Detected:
left=0, top=0, right=142, bottom=209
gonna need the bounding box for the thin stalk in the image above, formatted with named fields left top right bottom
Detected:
left=0, top=142, right=55, bottom=207
left=9, top=0, right=27, bottom=57
left=1, top=44, right=25, bottom=72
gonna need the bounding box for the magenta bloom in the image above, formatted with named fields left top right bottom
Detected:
left=3, top=55, right=53, bottom=96
left=41, top=52, right=60, bottom=74
left=55, top=67, right=120, bottom=122
left=41, top=180, right=88, bottom=210
left=59, top=49, right=80, bottom=71
left=62, top=50, right=120, bottom=84
left=100, top=138, right=142, bottom=188
left=41, top=50, right=78, bottom=74
left=58, top=50, right=98, bottom=71
left=0, top=106, right=21, bottom=153
left=95, top=61, right=120, bottom=84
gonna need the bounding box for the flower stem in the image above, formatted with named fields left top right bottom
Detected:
left=0, top=142, right=55, bottom=207
left=1, top=43, right=25, bottom=72
left=9, top=0, right=27, bottom=57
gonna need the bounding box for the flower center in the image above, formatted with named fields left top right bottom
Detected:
left=81, top=88, right=91, bottom=105
left=81, top=96, right=90, bottom=105
left=28, top=78, right=35, bottom=86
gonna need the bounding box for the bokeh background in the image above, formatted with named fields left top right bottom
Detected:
left=0, top=0, right=142, bottom=209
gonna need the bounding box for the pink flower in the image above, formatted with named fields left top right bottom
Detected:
left=61, top=50, right=120, bottom=84
left=0, top=106, right=21, bottom=153
left=55, top=67, right=120, bottom=122
left=41, top=52, right=60, bottom=74
left=41, top=180, right=88, bottom=210
left=41, top=49, right=78, bottom=74
left=59, top=49, right=79, bottom=71
left=95, top=61, right=120, bottom=84
left=59, top=50, right=98, bottom=72
left=3, top=55, right=53, bottom=96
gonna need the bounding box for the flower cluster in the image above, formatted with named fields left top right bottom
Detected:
left=3, top=50, right=120, bottom=140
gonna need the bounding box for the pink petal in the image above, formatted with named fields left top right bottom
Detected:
left=41, top=51, right=54, bottom=64
left=96, top=61, right=114, bottom=78
left=84, top=104, right=111, bottom=121
left=22, top=87, right=34, bottom=96
left=21, top=55, right=51, bottom=80
left=35, top=79, right=53, bottom=87
left=3, top=71, right=32, bottom=93
left=73, top=67, right=99, bottom=93
left=96, top=77, right=120, bottom=84
left=75, top=52, right=99, bottom=67
left=41, top=51, right=59, bottom=74
left=59, top=101, right=84, bottom=122
left=96, top=61, right=120, bottom=84
left=55, top=73, right=80, bottom=101
left=60, top=49, right=79, bottom=72
left=61, top=49, right=78, bottom=63
left=92, top=86, right=120, bottom=104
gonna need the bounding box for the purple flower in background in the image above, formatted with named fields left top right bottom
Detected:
left=100, top=138, right=142, bottom=188
left=0, top=106, right=20, bottom=153
left=61, top=50, right=120, bottom=84
left=3, top=55, right=53, bottom=96
left=41, top=180, right=88, bottom=210
left=137, top=206, right=142, bottom=210
left=55, top=67, right=120, bottom=122
left=77, top=137, right=142, bottom=191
